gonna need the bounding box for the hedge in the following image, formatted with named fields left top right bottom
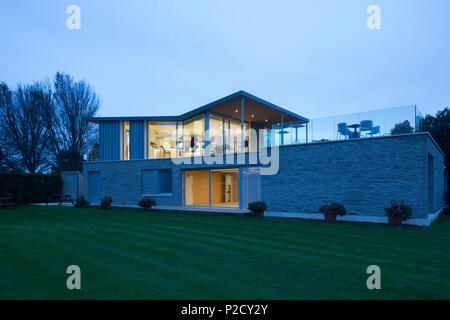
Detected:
left=0, top=172, right=62, bottom=203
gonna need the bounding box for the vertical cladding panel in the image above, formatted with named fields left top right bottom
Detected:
left=99, top=121, right=121, bottom=160
left=130, top=120, right=145, bottom=160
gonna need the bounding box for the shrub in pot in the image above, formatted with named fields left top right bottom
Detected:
left=74, top=195, right=90, bottom=208
left=384, top=200, right=412, bottom=226
left=248, top=201, right=267, bottom=217
left=138, top=197, right=156, bottom=210
left=391, top=120, right=414, bottom=135
left=100, top=196, right=113, bottom=209
left=319, top=202, right=347, bottom=221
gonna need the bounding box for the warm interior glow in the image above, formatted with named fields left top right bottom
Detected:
left=184, top=168, right=239, bottom=207
left=148, top=121, right=176, bottom=159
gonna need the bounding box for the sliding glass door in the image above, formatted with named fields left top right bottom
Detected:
left=211, top=169, right=239, bottom=207
left=184, top=168, right=239, bottom=208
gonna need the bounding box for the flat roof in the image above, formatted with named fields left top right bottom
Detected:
left=88, top=90, right=309, bottom=127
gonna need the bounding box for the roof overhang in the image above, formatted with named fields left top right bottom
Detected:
left=88, top=90, right=309, bottom=127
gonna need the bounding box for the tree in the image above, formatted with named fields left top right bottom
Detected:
left=45, top=72, right=100, bottom=171
left=0, top=82, right=52, bottom=173
left=422, top=107, right=450, bottom=168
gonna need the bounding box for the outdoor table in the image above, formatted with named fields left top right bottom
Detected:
left=347, top=124, right=360, bottom=138
left=0, top=197, right=15, bottom=208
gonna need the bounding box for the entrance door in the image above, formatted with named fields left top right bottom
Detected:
left=88, top=172, right=101, bottom=205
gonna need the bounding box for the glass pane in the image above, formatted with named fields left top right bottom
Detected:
left=229, top=121, right=241, bottom=153
left=209, top=115, right=224, bottom=155
left=159, top=169, right=172, bottom=194
left=182, top=114, right=204, bottom=157
left=244, top=123, right=249, bottom=152
left=148, top=121, right=176, bottom=159
left=184, top=170, right=209, bottom=206
left=123, top=121, right=130, bottom=160
left=211, top=169, right=239, bottom=207
left=308, top=105, right=418, bottom=142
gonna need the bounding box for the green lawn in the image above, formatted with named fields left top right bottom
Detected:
left=0, top=205, right=449, bottom=299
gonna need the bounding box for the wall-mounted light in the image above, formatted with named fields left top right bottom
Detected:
left=251, top=114, right=254, bottom=118
left=235, top=109, right=238, bottom=113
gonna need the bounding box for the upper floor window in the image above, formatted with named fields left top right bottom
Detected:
left=148, top=121, right=176, bottom=159
left=209, top=115, right=224, bottom=155
left=181, top=114, right=204, bottom=157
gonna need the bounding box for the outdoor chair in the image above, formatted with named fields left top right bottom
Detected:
left=360, top=120, right=373, bottom=137
left=337, top=122, right=351, bottom=140
left=370, top=125, right=381, bottom=136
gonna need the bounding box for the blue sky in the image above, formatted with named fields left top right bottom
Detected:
left=1, top=0, right=449, bottom=118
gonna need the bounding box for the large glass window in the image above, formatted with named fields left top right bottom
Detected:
left=182, top=114, right=204, bottom=157
left=148, top=121, right=177, bottom=159
left=209, top=115, right=224, bottom=155
left=211, top=169, right=239, bottom=207
left=184, top=168, right=239, bottom=207
left=227, top=120, right=248, bottom=153
left=184, top=170, right=209, bottom=206
left=123, top=121, right=130, bottom=160
left=229, top=121, right=241, bottom=153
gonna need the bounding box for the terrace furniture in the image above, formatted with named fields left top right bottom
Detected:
left=347, top=124, right=361, bottom=139
left=370, top=125, right=381, bottom=136
left=360, top=120, right=373, bottom=137
left=46, top=194, right=74, bottom=206
left=288, top=122, right=305, bottom=144
left=337, top=123, right=352, bottom=140
left=0, top=196, right=16, bottom=208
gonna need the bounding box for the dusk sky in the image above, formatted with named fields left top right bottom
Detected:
left=1, top=0, right=449, bottom=119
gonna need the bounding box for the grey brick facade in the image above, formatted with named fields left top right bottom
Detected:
left=261, top=133, right=444, bottom=218
left=83, top=132, right=444, bottom=219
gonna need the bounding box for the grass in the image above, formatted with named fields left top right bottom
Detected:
left=0, top=205, right=449, bottom=300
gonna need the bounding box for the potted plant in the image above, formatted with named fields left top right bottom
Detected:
left=391, top=120, right=414, bottom=135
left=138, top=197, right=156, bottom=210
left=319, top=202, right=347, bottom=221
left=74, top=195, right=90, bottom=208
left=384, top=200, right=412, bottom=226
left=100, top=196, right=113, bottom=209
left=247, top=201, right=267, bottom=217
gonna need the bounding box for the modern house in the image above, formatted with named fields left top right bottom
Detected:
left=84, top=90, right=444, bottom=225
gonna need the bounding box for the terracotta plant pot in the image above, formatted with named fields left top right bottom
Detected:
left=388, top=214, right=403, bottom=226
left=324, top=210, right=337, bottom=221
left=253, top=210, right=264, bottom=217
